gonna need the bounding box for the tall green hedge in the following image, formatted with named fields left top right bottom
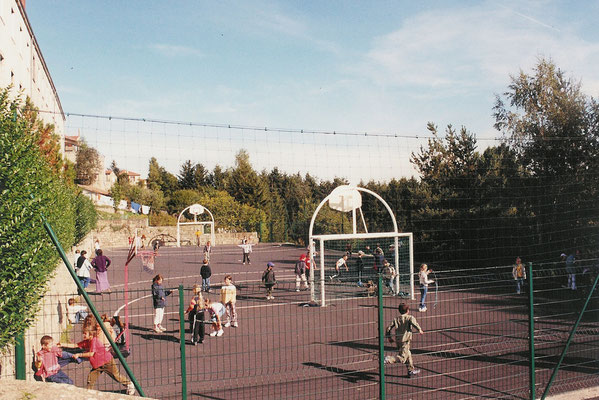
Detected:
left=0, top=89, right=78, bottom=350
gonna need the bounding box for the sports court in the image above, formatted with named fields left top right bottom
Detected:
left=36, top=242, right=599, bottom=399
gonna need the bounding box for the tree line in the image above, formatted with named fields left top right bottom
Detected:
left=112, top=59, right=599, bottom=268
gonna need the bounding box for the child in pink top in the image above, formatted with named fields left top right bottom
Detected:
left=34, top=335, right=76, bottom=384
left=62, top=326, right=135, bottom=395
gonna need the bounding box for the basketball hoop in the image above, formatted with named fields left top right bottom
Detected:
left=189, top=204, right=204, bottom=215
left=139, top=251, right=156, bottom=273
left=328, top=185, right=362, bottom=212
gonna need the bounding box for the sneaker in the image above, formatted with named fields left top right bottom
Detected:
left=209, top=331, right=218, bottom=337
left=407, top=369, right=421, bottom=378
left=296, top=289, right=300, bottom=292
left=153, top=327, right=161, bottom=333
left=216, top=329, right=224, bottom=337
left=384, top=355, right=394, bottom=364
left=224, top=322, right=231, bottom=328
left=270, top=295, right=274, bottom=299
left=418, top=307, right=427, bottom=312
left=158, top=325, right=167, bottom=332
left=232, top=322, right=238, bottom=328
left=127, top=382, right=135, bottom=395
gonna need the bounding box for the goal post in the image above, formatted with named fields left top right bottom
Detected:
left=308, top=185, right=414, bottom=306
left=176, top=203, right=216, bottom=247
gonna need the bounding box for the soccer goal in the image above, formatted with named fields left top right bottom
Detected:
left=308, top=185, right=414, bottom=306
left=176, top=203, right=216, bottom=247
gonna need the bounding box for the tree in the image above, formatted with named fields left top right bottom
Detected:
left=75, top=142, right=102, bottom=185
left=228, top=150, right=269, bottom=208
left=494, top=58, right=599, bottom=256
left=178, top=160, right=209, bottom=191
left=147, top=157, right=179, bottom=197
left=494, top=58, right=599, bottom=176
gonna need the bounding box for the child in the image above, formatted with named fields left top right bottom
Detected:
left=61, top=326, right=135, bottom=394
left=186, top=285, right=205, bottom=345
left=203, top=241, right=212, bottom=262
left=512, top=257, right=526, bottom=294
left=418, top=264, right=434, bottom=312
left=200, top=259, right=212, bottom=292
left=384, top=303, right=423, bottom=378
left=239, top=239, right=252, bottom=265
left=262, top=262, right=276, bottom=300
left=220, top=275, right=238, bottom=327
left=356, top=251, right=365, bottom=287
left=151, top=274, right=173, bottom=333
left=99, top=314, right=117, bottom=349
left=382, top=260, right=398, bottom=295
left=330, top=254, right=349, bottom=281
left=294, top=255, right=309, bottom=291
left=34, top=335, right=78, bottom=384
left=75, top=250, right=93, bottom=290
left=66, top=297, right=89, bottom=324
left=205, top=298, right=226, bottom=337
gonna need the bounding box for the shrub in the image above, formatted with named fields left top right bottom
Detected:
left=74, top=192, right=98, bottom=244
left=0, top=89, right=76, bottom=350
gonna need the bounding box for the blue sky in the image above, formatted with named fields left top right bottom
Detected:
left=26, top=1, right=599, bottom=182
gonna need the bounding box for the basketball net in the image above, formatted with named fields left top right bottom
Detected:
left=139, top=251, right=156, bottom=273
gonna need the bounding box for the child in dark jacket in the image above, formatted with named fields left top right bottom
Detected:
left=186, top=285, right=205, bottom=345
left=200, top=259, right=212, bottom=292
left=262, top=262, right=276, bottom=300
left=151, top=274, right=172, bottom=333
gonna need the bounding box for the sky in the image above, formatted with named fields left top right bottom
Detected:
left=25, top=0, right=599, bottom=183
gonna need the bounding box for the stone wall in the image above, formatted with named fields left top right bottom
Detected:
left=87, top=219, right=258, bottom=250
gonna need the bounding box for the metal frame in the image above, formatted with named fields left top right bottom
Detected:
left=176, top=203, right=216, bottom=247
left=308, top=185, right=414, bottom=305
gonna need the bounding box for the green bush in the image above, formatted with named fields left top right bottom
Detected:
left=149, top=212, right=177, bottom=226
left=0, top=89, right=76, bottom=350
left=74, top=192, right=97, bottom=244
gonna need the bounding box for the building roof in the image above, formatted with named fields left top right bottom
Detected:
left=78, top=184, right=110, bottom=196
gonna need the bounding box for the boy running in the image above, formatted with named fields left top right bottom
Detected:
left=385, top=303, right=423, bottom=378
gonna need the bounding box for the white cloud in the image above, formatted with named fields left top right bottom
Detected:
left=357, top=2, right=599, bottom=98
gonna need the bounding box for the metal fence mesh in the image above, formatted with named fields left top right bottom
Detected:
left=22, top=246, right=599, bottom=399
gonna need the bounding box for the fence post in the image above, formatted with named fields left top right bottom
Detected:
left=179, top=285, right=188, bottom=400
left=15, top=332, right=26, bottom=380
left=378, top=273, right=386, bottom=400
left=527, top=262, right=535, bottom=400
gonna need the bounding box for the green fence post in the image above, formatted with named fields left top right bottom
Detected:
left=541, top=270, right=599, bottom=399
left=527, top=262, right=535, bottom=400
left=378, top=273, right=386, bottom=400
left=179, top=285, right=188, bottom=400
left=15, top=332, right=25, bottom=380
left=40, top=213, right=145, bottom=396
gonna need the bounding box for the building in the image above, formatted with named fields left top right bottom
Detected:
left=0, top=0, right=65, bottom=150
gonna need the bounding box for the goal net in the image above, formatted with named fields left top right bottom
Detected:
left=310, top=233, right=414, bottom=305
left=308, top=185, right=414, bottom=306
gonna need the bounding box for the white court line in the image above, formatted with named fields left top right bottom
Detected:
left=111, top=272, right=300, bottom=289
left=114, top=292, right=370, bottom=320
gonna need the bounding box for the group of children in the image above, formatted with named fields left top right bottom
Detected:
left=183, top=275, right=239, bottom=344
left=149, top=272, right=239, bottom=345
left=34, top=315, right=135, bottom=394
